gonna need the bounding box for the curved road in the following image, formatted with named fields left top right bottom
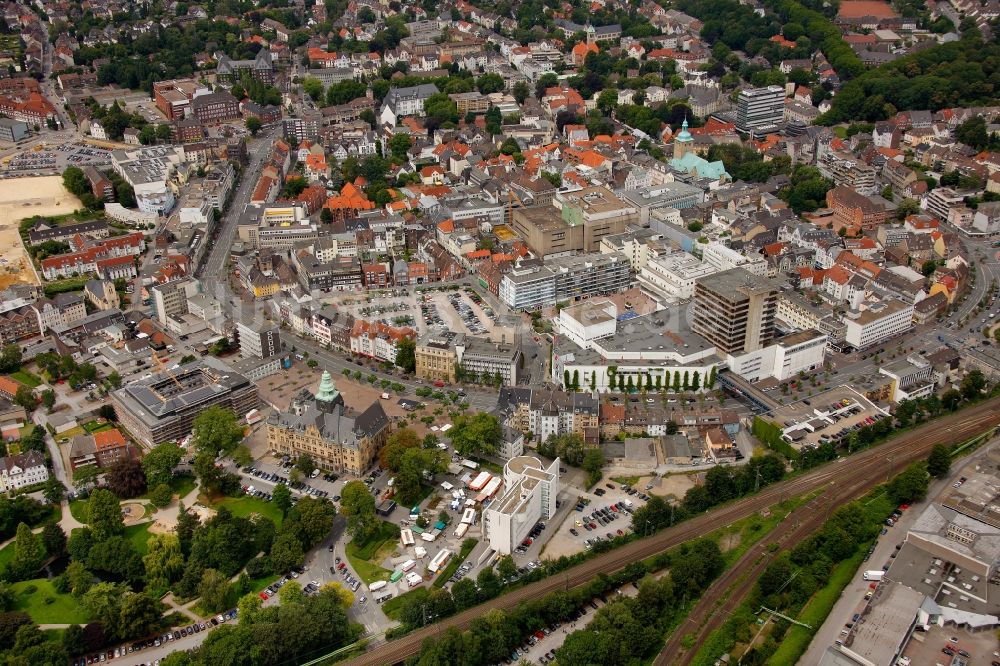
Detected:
left=343, top=397, right=1000, bottom=666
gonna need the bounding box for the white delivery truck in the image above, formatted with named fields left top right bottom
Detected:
left=863, top=570, right=884, bottom=581
left=369, top=580, right=387, bottom=592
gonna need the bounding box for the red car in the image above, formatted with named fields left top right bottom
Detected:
left=259, top=592, right=268, bottom=600
left=337, top=562, right=347, bottom=570
left=434, top=380, right=445, bottom=387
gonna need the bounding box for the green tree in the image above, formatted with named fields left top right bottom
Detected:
left=13, top=385, right=35, bottom=411
left=273, top=483, right=292, bottom=515
left=81, top=582, right=125, bottom=640
left=245, top=116, right=261, bottom=136
left=64, top=561, right=92, bottom=597
left=395, top=337, right=416, bottom=373
left=269, top=532, right=305, bottom=574
left=0, top=582, right=12, bottom=611
left=285, top=496, right=336, bottom=549
left=512, top=81, right=530, bottom=104
left=582, top=448, right=604, bottom=484
left=597, top=88, right=619, bottom=115
left=303, top=77, right=323, bottom=102
left=388, top=133, right=413, bottom=161
left=340, top=480, right=378, bottom=543
left=0, top=344, right=21, bottom=373
left=942, top=388, right=963, bottom=411
left=87, top=489, right=124, bottom=541
left=449, top=413, right=502, bottom=457
left=39, top=389, right=55, bottom=411
left=143, top=534, right=185, bottom=591
left=888, top=461, right=929, bottom=504
left=10, top=522, right=46, bottom=579
left=926, top=444, right=951, bottom=478
left=41, top=523, right=66, bottom=559
left=956, top=116, right=990, bottom=150
left=192, top=406, right=244, bottom=455
left=42, top=476, right=65, bottom=504
left=148, top=483, right=173, bottom=508
left=142, top=443, right=183, bottom=489
left=960, top=369, right=986, bottom=400
left=237, top=591, right=264, bottom=625
left=119, top=592, right=160, bottom=640
left=198, top=568, right=231, bottom=613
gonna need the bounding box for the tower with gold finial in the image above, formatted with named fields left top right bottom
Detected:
left=673, top=116, right=693, bottom=160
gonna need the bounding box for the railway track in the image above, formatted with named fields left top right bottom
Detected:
left=655, top=462, right=876, bottom=665
left=345, top=397, right=1000, bottom=666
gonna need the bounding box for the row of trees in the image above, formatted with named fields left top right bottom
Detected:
left=631, top=454, right=787, bottom=537
left=404, top=538, right=724, bottom=666
left=603, top=366, right=718, bottom=393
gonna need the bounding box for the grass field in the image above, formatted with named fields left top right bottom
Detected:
left=610, top=475, right=641, bottom=487
left=81, top=420, right=114, bottom=434
left=215, top=495, right=284, bottom=526
left=345, top=521, right=399, bottom=584
left=68, top=498, right=88, bottom=523
left=381, top=588, right=425, bottom=620
left=0, top=540, right=14, bottom=569
left=766, top=549, right=867, bottom=665
left=10, top=578, right=89, bottom=624
left=9, top=370, right=41, bottom=387
left=124, top=522, right=153, bottom=556
left=248, top=572, right=280, bottom=594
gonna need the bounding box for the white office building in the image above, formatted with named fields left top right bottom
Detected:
left=111, top=145, right=185, bottom=215
left=726, top=329, right=827, bottom=383
left=701, top=242, right=767, bottom=276
left=843, top=299, right=914, bottom=349
left=484, top=456, right=560, bottom=555
left=638, top=252, right=720, bottom=303
left=552, top=300, right=720, bottom=392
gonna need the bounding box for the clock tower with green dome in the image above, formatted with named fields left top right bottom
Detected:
left=314, top=370, right=344, bottom=413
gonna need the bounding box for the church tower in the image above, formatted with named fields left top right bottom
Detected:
left=673, top=117, right=693, bottom=160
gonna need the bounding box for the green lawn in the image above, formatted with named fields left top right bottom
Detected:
left=0, top=541, right=14, bottom=569
left=82, top=420, right=114, bottom=434
left=432, top=538, right=478, bottom=588
left=124, top=522, right=153, bottom=556
left=10, top=579, right=89, bottom=624
left=344, top=552, right=392, bottom=585
left=9, top=370, right=41, bottom=388
left=610, top=475, right=641, bottom=487
left=767, top=549, right=867, bottom=665
left=68, top=499, right=88, bottom=524
left=381, top=588, right=425, bottom=620
left=215, top=495, right=284, bottom=526
left=345, top=521, right=399, bottom=584
left=248, top=573, right=280, bottom=594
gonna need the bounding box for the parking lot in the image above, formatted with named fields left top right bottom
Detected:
left=766, top=386, right=886, bottom=449
left=542, top=479, right=648, bottom=560
left=2, top=141, right=111, bottom=175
